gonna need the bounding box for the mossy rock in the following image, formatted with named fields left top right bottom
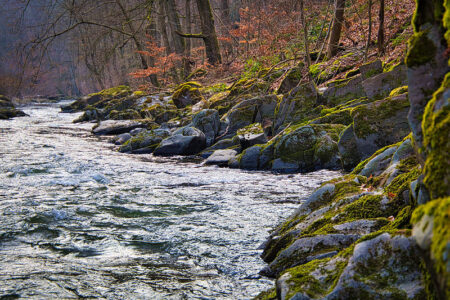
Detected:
left=277, top=63, right=304, bottom=94
left=412, top=197, right=450, bottom=299
left=273, top=124, right=345, bottom=172
left=0, top=108, right=27, bottom=120
left=422, top=73, right=450, bottom=199
left=277, top=232, right=426, bottom=299
left=274, top=82, right=319, bottom=134
left=228, top=77, right=270, bottom=97
left=172, top=82, right=205, bottom=109
left=323, top=75, right=366, bottom=107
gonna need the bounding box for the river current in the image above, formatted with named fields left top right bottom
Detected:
left=0, top=102, right=340, bottom=299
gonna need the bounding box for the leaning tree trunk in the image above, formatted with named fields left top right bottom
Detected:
left=196, top=0, right=222, bottom=65
left=327, top=0, right=346, bottom=58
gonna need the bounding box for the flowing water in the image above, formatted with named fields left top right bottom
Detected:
left=0, top=102, right=341, bottom=299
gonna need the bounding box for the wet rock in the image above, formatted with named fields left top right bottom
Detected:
left=92, top=120, right=143, bottom=135
left=205, top=149, right=237, bottom=166
left=0, top=95, right=26, bottom=119
left=153, top=126, right=206, bottom=156
left=239, top=146, right=262, bottom=170
left=192, top=109, right=220, bottom=146
left=259, top=143, right=275, bottom=170
left=119, top=129, right=170, bottom=153
left=114, top=133, right=132, bottom=145
left=271, top=159, right=299, bottom=173
left=199, top=138, right=241, bottom=158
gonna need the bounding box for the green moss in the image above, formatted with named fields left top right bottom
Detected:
left=351, top=95, right=410, bottom=138
left=389, top=86, right=409, bottom=97
left=385, top=165, right=421, bottom=196
left=283, top=256, right=347, bottom=299
left=237, top=123, right=263, bottom=135
left=345, top=69, right=360, bottom=79
left=406, top=31, right=437, bottom=68
left=253, top=288, right=277, bottom=300
left=411, top=197, right=450, bottom=298
left=88, top=85, right=131, bottom=98
left=422, top=73, right=450, bottom=199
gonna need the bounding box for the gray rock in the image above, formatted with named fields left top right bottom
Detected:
left=323, top=75, right=365, bottom=106
left=114, top=133, right=132, bottom=145
left=192, top=109, right=220, bottom=146
left=359, top=145, right=398, bottom=177
left=259, top=143, right=275, bottom=170
left=337, top=125, right=361, bottom=171
left=391, top=138, right=414, bottom=163
left=199, top=138, right=241, bottom=158
left=274, top=82, right=318, bottom=133
left=271, top=158, right=299, bottom=173
left=268, top=234, right=360, bottom=276
left=276, top=233, right=426, bottom=300
left=222, top=95, right=278, bottom=137
left=205, top=149, right=237, bottom=166
left=129, top=128, right=145, bottom=136
left=359, top=59, right=383, bottom=80
left=119, top=129, right=170, bottom=153
left=362, top=64, right=408, bottom=100
left=153, top=127, right=206, bottom=156
left=239, top=132, right=267, bottom=149
left=239, top=146, right=262, bottom=170
left=92, top=120, right=143, bottom=135
left=328, top=233, right=425, bottom=299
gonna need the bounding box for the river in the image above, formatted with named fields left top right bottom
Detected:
left=0, top=101, right=340, bottom=299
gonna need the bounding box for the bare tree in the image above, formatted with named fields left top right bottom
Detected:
left=327, top=0, right=346, bottom=58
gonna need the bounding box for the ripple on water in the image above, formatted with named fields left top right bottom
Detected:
left=0, top=103, right=342, bottom=299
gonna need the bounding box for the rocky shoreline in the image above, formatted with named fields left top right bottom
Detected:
left=55, top=1, right=449, bottom=298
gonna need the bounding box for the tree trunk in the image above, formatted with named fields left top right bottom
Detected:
left=157, top=0, right=171, bottom=53
left=377, top=0, right=385, bottom=55
left=184, top=0, right=192, bottom=55
left=327, top=0, right=346, bottom=58
left=196, top=0, right=222, bottom=65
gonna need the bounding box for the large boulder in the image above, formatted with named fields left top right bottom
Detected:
left=205, top=149, right=238, bottom=166
left=222, top=95, right=278, bottom=138
left=276, top=233, right=426, bottom=300
left=274, top=82, right=319, bottom=134
left=192, top=109, right=220, bottom=146
left=338, top=94, right=411, bottom=169
left=153, top=126, right=206, bottom=156
left=362, top=64, right=408, bottom=100
left=0, top=95, right=26, bottom=119
left=272, top=124, right=345, bottom=173
left=92, top=120, right=143, bottom=135
left=323, top=75, right=366, bottom=106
